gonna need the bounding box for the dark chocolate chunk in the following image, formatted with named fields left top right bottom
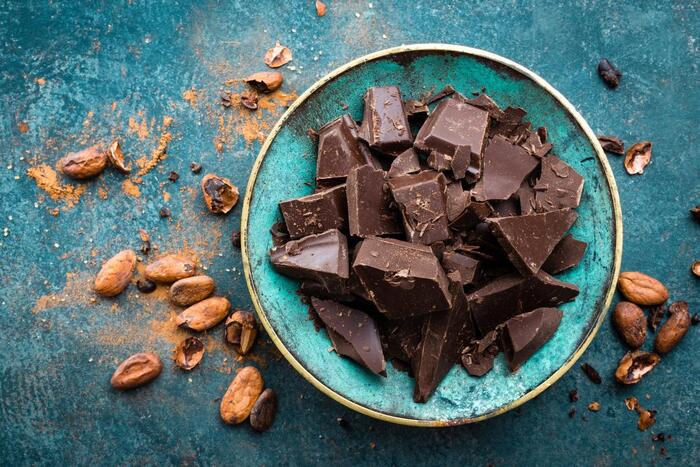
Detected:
left=404, top=99, right=429, bottom=123
left=414, top=98, right=489, bottom=183
left=316, top=115, right=376, bottom=184
left=279, top=185, right=347, bottom=239
left=424, top=85, right=456, bottom=105
left=691, top=205, right=700, bottom=222
left=597, top=58, right=622, bottom=88
left=542, top=234, right=588, bottom=275
left=359, top=86, right=413, bottom=156
left=450, top=145, right=475, bottom=180
left=597, top=135, right=625, bottom=155
left=473, top=136, right=539, bottom=201
left=300, top=279, right=353, bottom=302
left=449, top=199, right=493, bottom=231
left=388, top=171, right=450, bottom=244
left=533, top=155, right=584, bottom=212
left=517, top=180, right=536, bottom=215
left=489, top=106, right=527, bottom=140
left=488, top=209, right=578, bottom=275
left=461, top=329, right=500, bottom=377
left=463, top=93, right=504, bottom=121
left=353, top=237, right=452, bottom=319
left=311, top=298, right=386, bottom=376
left=346, top=165, right=403, bottom=237
left=426, top=151, right=452, bottom=172
left=490, top=198, right=520, bottom=217
left=445, top=182, right=470, bottom=223
left=413, top=274, right=474, bottom=402
left=468, top=271, right=578, bottom=334
left=521, top=131, right=552, bottom=158
left=270, top=221, right=290, bottom=247
left=378, top=315, right=426, bottom=364
left=270, top=229, right=349, bottom=291
left=387, top=148, right=422, bottom=178
left=502, top=307, right=562, bottom=371
left=441, top=251, right=480, bottom=286
left=581, top=362, right=602, bottom=384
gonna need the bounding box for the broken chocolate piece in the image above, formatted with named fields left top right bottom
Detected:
left=461, top=329, right=500, bottom=377
left=463, top=93, right=504, bottom=121
left=502, top=307, right=563, bottom=371
left=445, top=182, right=470, bottom=223
left=353, top=237, right=452, bottom=319
left=489, top=106, right=528, bottom=140
left=517, top=180, right=536, bottom=215
left=521, top=131, right=552, bottom=158
left=270, top=229, right=349, bottom=292
left=424, top=85, right=456, bottom=105
left=488, top=209, right=578, bottom=275
left=533, top=155, right=584, bottom=212
left=450, top=145, right=473, bottom=180
left=378, top=315, right=426, bottom=365
left=316, top=115, right=376, bottom=184
left=426, top=151, right=452, bottom=172
left=441, top=251, right=480, bottom=286
left=388, top=171, right=450, bottom=244
left=359, top=86, right=413, bottom=156
left=491, top=198, right=520, bottom=217
left=346, top=165, right=402, bottom=237
left=473, top=136, right=539, bottom=201
left=597, top=58, right=622, bottom=88
left=449, top=199, right=493, bottom=231
left=597, top=135, right=625, bottom=155
left=404, top=99, right=429, bottom=123
left=387, top=148, right=422, bottom=178
left=279, top=185, right=347, bottom=239
left=311, top=298, right=386, bottom=376
left=542, top=234, right=588, bottom=275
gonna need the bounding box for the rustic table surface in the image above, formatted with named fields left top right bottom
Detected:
left=1, top=1, right=697, bottom=465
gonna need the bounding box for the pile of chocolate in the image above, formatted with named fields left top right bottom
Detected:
left=269, top=85, right=587, bottom=403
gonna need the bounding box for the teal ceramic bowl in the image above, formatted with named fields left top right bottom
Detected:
left=241, top=44, right=622, bottom=426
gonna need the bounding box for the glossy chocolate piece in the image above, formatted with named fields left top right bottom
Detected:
left=311, top=298, right=386, bottom=376
left=488, top=209, right=578, bottom=275
left=279, top=184, right=347, bottom=239
left=426, top=151, right=452, bottom=172
left=441, top=251, right=480, bottom=286
left=533, top=155, right=584, bottom=212
left=502, top=307, right=562, bottom=371
left=445, top=182, right=470, bottom=223
left=450, top=144, right=476, bottom=180
left=413, top=273, right=474, bottom=402
left=388, top=171, right=450, bottom=245
left=270, top=229, right=349, bottom=291
left=542, top=234, right=587, bottom=275
left=346, top=165, right=403, bottom=237
left=468, top=271, right=578, bottom=334
left=359, top=86, right=413, bottom=156
left=473, top=136, right=539, bottom=201
left=414, top=98, right=489, bottom=182
left=404, top=99, right=429, bottom=123
left=378, top=315, right=426, bottom=365
left=463, top=93, right=504, bottom=121
left=521, top=131, right=552, bottom=158
left=461, top=329, right=500, bottom=377
left=387, top=148, right=422, bottom=178
left=316, top=115, right=376, bottom=184
left=353, top=237, right=452, bottom=319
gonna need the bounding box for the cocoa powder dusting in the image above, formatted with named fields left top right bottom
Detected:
left=136, top=116, right=173, bottom=177
left=27, top=164, right=87, bottom=209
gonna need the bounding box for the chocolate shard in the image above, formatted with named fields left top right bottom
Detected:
left=279, top=185, right=348, bottom=239
left=449, top=198, right=493, bottom=231
left=311, top=298, right=386, bottom=376
left=521, top=131, right=552, bottom=158
left=489, top=106, right=528, bottom=140
left=441, top=251, right=481, bottom=286
left=346, top=165, right=403, bottom=237
left=490, top=198, right=520, bottom=217
left=488, top=209, right=578, bottom=275
left=463, top=93, right=504, bottom=121
left=353, top=237, right=452, bottom=319
left=502, top=307, right=563, bottom=371
left=473, top=136, right=539, bottom=201
left=542, top=234, right=588, bottom=275
left=413, top=274, right=474, bottom=402
left=388, top=171, right=450, bottom=244
left=533, top=155, right=584, bottom=212
left=468, top=271, right=578, bottom=334
left=387, top=148, right=421, bottom=178
left=359, top=86, right=413, bottom=156
left=270, top=229, right=349, bottom=292
left=414, top=98, right=489, bottom=183
left=378, top=315, right=426, bottom=365
left=516, top=180, right=536, bottom=215
left=445, top=182, right=470, bottom=223
left=300, top=279, right=353, bottom=302
left=461, top=329, right=500, bottom=377
left=450, top=145, right=474, bottom=180
left=404, top=99, right=429, bottom=124
left=316, top=115, right=378, bottom=184
left=426, top=151, right=452, bottom=172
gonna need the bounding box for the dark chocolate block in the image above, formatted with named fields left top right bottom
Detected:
left=378, top=315, right=426, bottom=365
left=311, top=298, right=386, bottom=376
left=441, top=251, right=480, bottom=286
left=359, top=86, right=413, bottom=156
left=502, top=307, right=562, bottom=371
left=316, top=115, right=376, bottom=184
left=404, top=99, right=429, bottom=124
left=270, top=229, right=349, bottom=292
left=533, top=155, right=584, bottom=212
left=413, top=274, right=474, bottom=402
left=468, top=271, right=578, bottom=334
left=388, top=171, right=450, bottom=245
left=353, top=237, right=452, bottom=319
left=450, top=145, right=475, bottom=180
left=346, top=165, right=403, bottom=237
left=449, top=198, right=493, bottom=231
left=542, top=234, right=587, bottom=275
left=488, top=209, right=578, bottom=275
left=300, top=279, right=353, bottom=302
left=461, top=329, right=500, bottom=377
left=426, top=151, right=452, bottom=172
left=387, top=148, right=422, bottom=178
left=473, top=136, right=539, bottom=201
left=279, top=184, right=347, bottom=239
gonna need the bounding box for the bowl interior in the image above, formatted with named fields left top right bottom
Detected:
left=243, top=46, right=620, bottom=424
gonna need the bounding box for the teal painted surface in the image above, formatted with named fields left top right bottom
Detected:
left=0, top=1, right=697, bottom=465
left=246, top=48, right=618, bottom=422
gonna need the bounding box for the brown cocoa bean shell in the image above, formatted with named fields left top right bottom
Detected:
left=201, top=174, right=239, bottom=214
left=111, top=352, right=163, bottom=390
left=169, top=275, right=216, bottom=306
left=144, top=254, right=196, bottom=283
left=224, top=310, right=258, bottom=355
left=617, top=271, right=669, bottom=306
left=175, top=297, right=230, bottom=331
left=58, top=144, right=108, bottom=179
left=250, top=388, right=277, bottom=432
left=655, top=301, right=691, bottom=354
left=612, top=301, right=647, bottom=349
left=220, top=366, right=264, bottom=424
left=94, top=249, right=137, bottom=297
left=173, top=337, right=204, bottom=371
left=614, top=350, right=660, bottom=385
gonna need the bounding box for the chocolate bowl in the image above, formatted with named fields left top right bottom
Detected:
left=241, top=44, right=622, bottom=426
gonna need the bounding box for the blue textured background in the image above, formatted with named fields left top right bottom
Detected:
left=0, top=1, right=697, bottom=465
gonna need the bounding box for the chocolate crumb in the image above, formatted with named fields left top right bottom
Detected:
left=691, top=313, right=700, bottom=326
left=159, top=207, right=171, bottom=218
left=220, top=91, right=232, bottom=108
left=581, top=363, right=602, bottom=384
left=652, top=433, right=666, bottom=442
left=336, top=417, right=350, bottom=429
left=568, top=408, right=577, bottom=418
left=231, top=230, right=241, bottom=249
left=190, top=162, right=202, bottom=174
left=369, top=442, right=376, bottom=450
left=691, top=206, right=700, bottom=222
left=659, top=446, right=667, bottom=457
left=241, top=90, right=259, bottom=110
left=569, top=389, right=579, bottom=402
left=168, top=171, right=179, bottom=182
left=307, top=128, right=319, bottom=142
left=339, top=102, right=349, bottom=110
left=597, top=58, right=622, bottom=88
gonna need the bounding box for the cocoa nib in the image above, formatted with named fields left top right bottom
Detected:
left=136, top=279, right=157, bottom=293
left=240, top=90, right=259, bottom=110
left=692, top=313, right=700, bottom=326
left=569, top=389, right=579, bottom=402
left=168, top=171, right=179, bottom=182
left=691, top=205, right=700, bottom=222
left=190, top=162, right=202, bottom=174
left=173, top=337, right=204, bottom=371
left=648, top=304, right=666, bottom=332
left=624, top=141, right=653, bottom=175
left=597, top=135, right=624, bottom=155
left=231, top=230, right=241, bottom=249
left=581, top=362, right=602, bottom=384
left=615, top=350, right=660, bottom=385
left=597, top=58, right=622, bottom=88
left=201, top=174, right=239, bottom=214
left=159, top=207, right=171, bottom=218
